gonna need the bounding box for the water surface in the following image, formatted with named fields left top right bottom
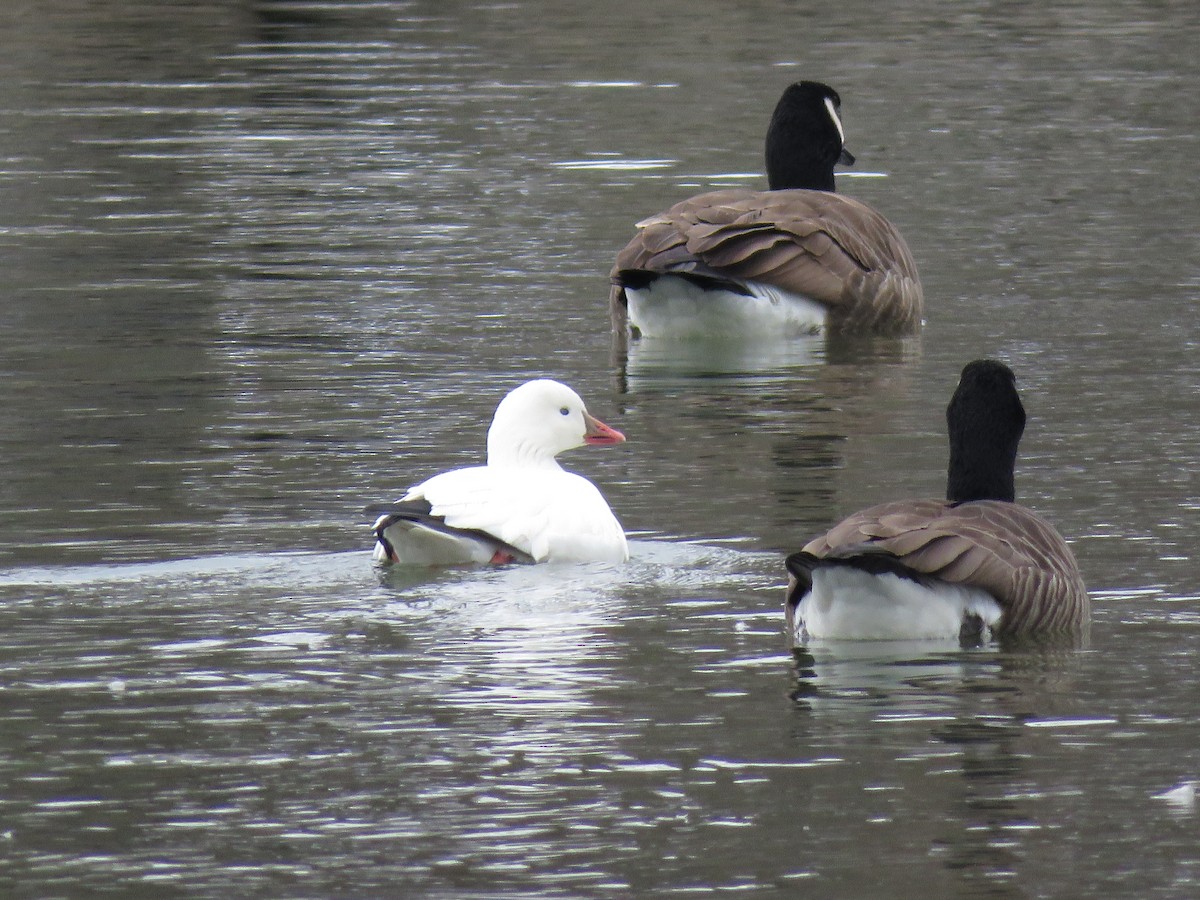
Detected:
left=2, top=0, right=1199, bottom=896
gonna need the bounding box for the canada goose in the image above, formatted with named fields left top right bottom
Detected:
left=610, top=81, right=922, bottom=339
left=366, top=380, right=628, bottom=565
left=785, top=360, right=1088, bottom=643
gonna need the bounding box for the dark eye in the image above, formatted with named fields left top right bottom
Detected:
left=559, top=407, right=570, bottom=416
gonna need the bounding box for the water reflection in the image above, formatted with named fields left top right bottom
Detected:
left=620, top=333, right=827, bottom=381
left=614, top=315, right=922, bottom=383
left=786, top=637, right=1105, bottom=894
left=611, top=334, right=925, bottom=556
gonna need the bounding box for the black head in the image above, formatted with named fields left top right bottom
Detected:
left=945, top=359, right=1026, bottom=503
left=765, top=81, right=855, bottom=192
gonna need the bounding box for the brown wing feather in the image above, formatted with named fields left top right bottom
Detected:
left=801, top=499, right=1089, bottom=634
left=611, top=188, right=923, bottom=334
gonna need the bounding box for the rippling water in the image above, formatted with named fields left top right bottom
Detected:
left=2, top=0, right=1199, bottom=896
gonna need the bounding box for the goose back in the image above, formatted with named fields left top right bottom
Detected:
left=611, top=187, right=922, bottom=334
left=791, top=498, right=1089, bottom=635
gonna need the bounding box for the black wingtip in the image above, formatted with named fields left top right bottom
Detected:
left=365, top=500, right=537, bottom=567
left=784, top=550, right=818, bottom=582
left=615, top=268, right=754, bottom=297
left=784, top=551, right=817, bottom=611
left=364, top=499, right=434, bottom=519
left=795, top=546, right=933, bottom=586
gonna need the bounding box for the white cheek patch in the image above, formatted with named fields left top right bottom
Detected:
left=824, top=96, right=846, bottom=146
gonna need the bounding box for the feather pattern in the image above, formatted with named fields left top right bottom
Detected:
left=612, top=189, right=921, bottom=334
left=366, top=500, right=537, bottom=566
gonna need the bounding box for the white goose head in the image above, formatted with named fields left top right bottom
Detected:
left=486, top=379, right=625, bottom=469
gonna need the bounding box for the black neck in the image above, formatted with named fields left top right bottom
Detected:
left=946, top=442, right=1018, bottom=503
left=766, top=151, right=838, bottom=192
left=764, top=82, right=846, bottom=192
left=945, top=360, right=1025, bottom=503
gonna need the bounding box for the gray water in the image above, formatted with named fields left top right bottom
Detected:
left=2, top=1, right=1199, bottom=896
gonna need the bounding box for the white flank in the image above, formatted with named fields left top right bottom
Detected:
left=794, top=568, right=1002, bottom=641
left=626, top=277, right=826, bottom=339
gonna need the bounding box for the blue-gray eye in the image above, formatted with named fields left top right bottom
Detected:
left=559, top=407, right=570, bottom=416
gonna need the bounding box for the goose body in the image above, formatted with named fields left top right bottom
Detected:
left=785, top=360, right=1089, bottom=644
left=368, top=380, right=628, bottom=566
left=610, top=81, right=922, bottom=339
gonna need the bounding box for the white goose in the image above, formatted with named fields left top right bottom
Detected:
left=610, top=81, right=922, bottom=339
left=786, top=360, right=1089, bottom=644
left=367, top=380, right=628, bottom=566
